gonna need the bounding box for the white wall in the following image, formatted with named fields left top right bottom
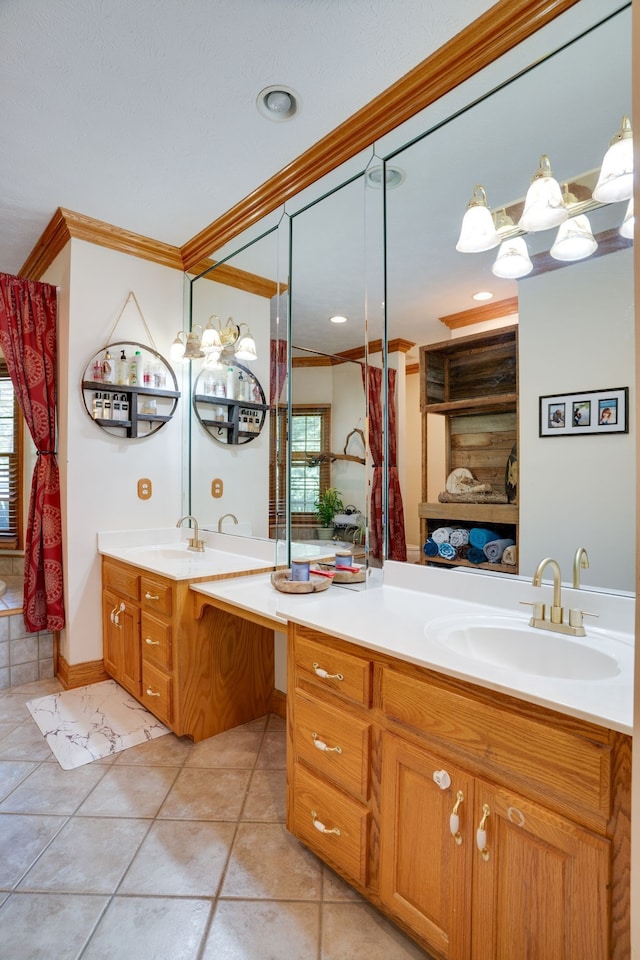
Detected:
left=50, top=239, right=185, bottom=666
left=190, top=280, right=271, bottom=537
left=518, top=249, right=635, bottom=590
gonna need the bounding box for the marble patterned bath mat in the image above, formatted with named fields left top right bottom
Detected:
left=26, top=679, right=170, bottom=770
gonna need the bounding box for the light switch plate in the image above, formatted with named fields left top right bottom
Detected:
left=211, top=478, right=223, bottom=498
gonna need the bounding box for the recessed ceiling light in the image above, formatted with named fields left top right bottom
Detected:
left=330, top=315, right=348, bottom=324
left=256, top=85, right=301, bottom=122
left=365, top=165, right=405, bottom=189
left=472, top=291, right=494, bottom=301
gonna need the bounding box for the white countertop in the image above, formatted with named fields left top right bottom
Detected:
left=190, top=560, right=634, bottom=735
left=97, top=528, right=275, bottom=581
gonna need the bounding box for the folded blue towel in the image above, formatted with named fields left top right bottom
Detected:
left=467, top=547, right=487, bottom=564
left=437, top=542, right=456, bottom=560
left=423, top=538, right=438, bottom=557
left=483, top=538, right=515, bottom=563
left=469, top=528, right=499, bottom=549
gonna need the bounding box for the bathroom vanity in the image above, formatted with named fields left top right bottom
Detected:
left=99, top=531, right=278, bottom=741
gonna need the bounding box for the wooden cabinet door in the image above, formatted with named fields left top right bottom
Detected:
left=102, top=588, right=141, bottom=698
left=470, top=781, right=610, bottom=960
left=379, top=732, right=473, bottom=960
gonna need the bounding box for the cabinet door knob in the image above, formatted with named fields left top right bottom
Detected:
left=145, top=688, right=161, bottom=698
left=476, top=803, right=491, bottom=860
left=310, top=810, right=341, bottom=836
left=145, top=637, right=161, bottom=646
left=144, top=591, right=160, bottom=601
left=312, top=662, right=344, bottom=681
left=312, top=732, right=343, bottom=754
left=433, top=769, right=451, bottom=790
left=450, top=789, right=464, bottom=845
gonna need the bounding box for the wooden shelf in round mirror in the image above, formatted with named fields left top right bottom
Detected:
left=81, top=341, right=180, bottom=439
left=193, top=360, right=267, bottom=445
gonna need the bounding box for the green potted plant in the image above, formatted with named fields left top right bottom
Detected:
left=314, top=487, right=344, bottom=540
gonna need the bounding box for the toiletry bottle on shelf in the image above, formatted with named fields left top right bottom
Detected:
left=226, top=366, right=235, bottom=400
left=102, top=350, right=114, bottom=384
left=130, top=350, right=143, bottom=385
left=116, top=350, right=128, bottom=385
left=112, top=395, right=121, bottom=420
left=92, top=392, right=103, bottom=419
left=92, top=359, right=103, bottom=382
left=120, top=394, right=130, bottom=421
left=238, top=371, right=245, bottom=400
left=102, top=392, right=112, bottom=419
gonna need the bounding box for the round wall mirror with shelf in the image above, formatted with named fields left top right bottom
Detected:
left=192, top=360, right=267, bottom=444
left=81, top=341, right=180, bottom=439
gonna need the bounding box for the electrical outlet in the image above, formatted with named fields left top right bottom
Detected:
left=211, top=478, right=223, bottom=498
left=137, top=478, right=152, bottom=500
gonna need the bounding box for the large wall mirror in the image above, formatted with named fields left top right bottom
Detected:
left=187, top=0, right=633, bottom=595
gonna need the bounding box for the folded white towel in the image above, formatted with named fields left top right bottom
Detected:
left=502, top=544, right=517, bottom=566
left=431, top=526, right=453, bottom=544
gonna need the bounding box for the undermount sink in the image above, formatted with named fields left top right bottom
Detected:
left=128, top=545, right=207, bottom=561
left=424, top=615, right=621, bottom=681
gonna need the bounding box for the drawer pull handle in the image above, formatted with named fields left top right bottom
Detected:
left=310, top=810, right=341, bottom=837
left=145, top=688, right=161, bottom=698
left=144, top=591, right=160, bottom=601
left=312, top=732, right=343, bottom=754
left=450, top=790, right=464, bottom=845
left=145, top=637, right=161, bottom=646
left=312, top=662, right=344, bottom=682
left=111, top=601, right=125, bottom=626
left=476, top=803, right=491, bottom=861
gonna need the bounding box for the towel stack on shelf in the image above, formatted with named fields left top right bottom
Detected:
left=423, top=525, right=516, bottom=566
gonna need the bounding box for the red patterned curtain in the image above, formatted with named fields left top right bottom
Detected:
left=362, top=365, right=407, bottom=561
left=270, top=338, right=288, bottom=404
left=0, top=273, right=65, bottom=632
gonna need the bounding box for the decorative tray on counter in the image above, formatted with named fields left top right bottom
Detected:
left=313, top=563, right=367, bottom=584
left=271, top=570, right=333, bottom=594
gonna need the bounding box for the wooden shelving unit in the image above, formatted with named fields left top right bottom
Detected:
left=419, top=325, right=519, bottom=573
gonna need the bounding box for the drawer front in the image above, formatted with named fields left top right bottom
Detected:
left=294, top=692, right=370, bottom=800
left=294, top=628, right=372, bottom=706
left=291, top=763, right=368, bottom=886
left=103, top=560, right=139, bottom=601
left=141, top=661, right=173, bottom=726
left=381, top=668, right=611, bottom=823
left=140, top=576, right=173, bottom=618
left=141, top=613, right=172, bottom=671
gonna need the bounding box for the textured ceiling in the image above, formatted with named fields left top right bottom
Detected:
left=0, top=0, right=496, bottom=275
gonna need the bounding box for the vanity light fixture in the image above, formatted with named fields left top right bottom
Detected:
left=518, top=155, right=568, bottom=232
left=169, top=328, right=205, bottom=363
left=550, top=214, right=598, bottom=262
left=257, top=85, right=301, bottom=122
left=170, top=316, right=257, bottom=364
left=330, top=315, right=348, bottom=324
left=593, top=115, right=633, bottom=203
left=491, top=236, right=534, bottom=278
left=619, top=198, right=634, bottom=239
left=456, top=185, right=500, bottom=252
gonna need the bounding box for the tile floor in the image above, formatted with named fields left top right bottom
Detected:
left=0, top=678, right=433, bottom=960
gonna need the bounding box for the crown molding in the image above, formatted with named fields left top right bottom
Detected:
left=19, top=208, right=71, bottom=280
left=440, top=296, right=519, bottom=330
left=187, top=258, right=282, bottom=299
left=180, top=0, right=581, bottom=269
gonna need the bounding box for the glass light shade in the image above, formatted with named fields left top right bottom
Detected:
left=182, top=332, right=205, bottom=360
left=518, top=156, right=567, bottom=232
left=203, top=350, right=224, bottom=370
left=201, top=322, right=222, bottom=353
left=491, top=237, right=533, bottom=279
left=235, top=335, right=257, bottom=362
left=169, top=333, right=186, bottom=362
left=593, top=116, right=633, bottom=203
left=455, top=185, right=500, bottom=252
left=619, top=198, right=634, bottom=239
left=550, top=215, right=598, bottom=261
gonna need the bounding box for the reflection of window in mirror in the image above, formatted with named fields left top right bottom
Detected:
left=270, top=405, right=331, bottom=537
left=0, top=359, right=24, bottom=550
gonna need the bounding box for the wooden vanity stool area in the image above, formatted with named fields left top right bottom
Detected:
left=102, top=557, right=275, bottom=741
left=286, top=623, right=631, bottom=960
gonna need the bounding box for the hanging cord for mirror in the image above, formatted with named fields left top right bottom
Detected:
left=104, top=291, right=159, bottom=350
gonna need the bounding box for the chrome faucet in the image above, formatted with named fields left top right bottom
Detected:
left=176, top=515, right=206, bottom=552
left=217, top=512, right=238, bottom=533
left=572, top=546, right=589, bottom=588
left=523, top=556, right=597, bottom=637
